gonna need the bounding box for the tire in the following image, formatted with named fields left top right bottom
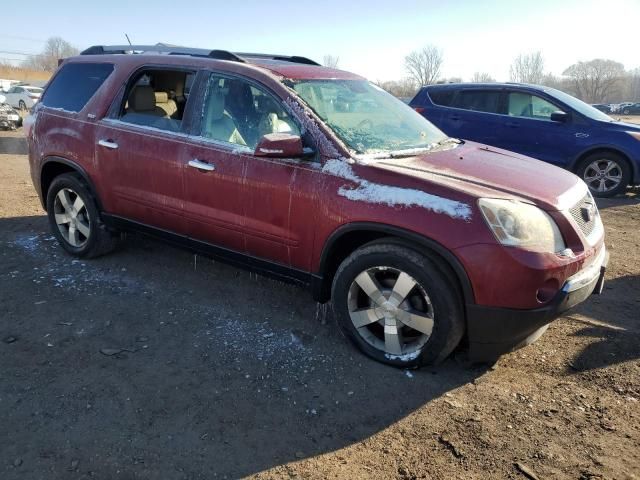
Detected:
left=576, top=152, right=630, bottom=198
left=331, top=240, right=465, bottom=368
left=18, top=100, right=27, bottom=112
left=623, top=108, right=630, bottom=115
left=46, top=173, right=118, bottom=258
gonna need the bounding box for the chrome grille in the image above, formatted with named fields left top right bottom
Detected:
left=569, top=193, right=598, bottom=237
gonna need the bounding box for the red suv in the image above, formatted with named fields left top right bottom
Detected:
left=26, top=45, right=608, bottom=367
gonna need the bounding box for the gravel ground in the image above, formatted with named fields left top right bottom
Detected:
left=1, top=128, right=639, bottom=480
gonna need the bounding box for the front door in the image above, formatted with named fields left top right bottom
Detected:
left=497, top=91, right=580, bottom=167
left=183, top=72, right=320, bottom=269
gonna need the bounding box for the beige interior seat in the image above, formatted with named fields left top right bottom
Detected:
left=127, top=86, right=166, bottom=117
left=202, top=90, right=246, bottom=146
left=154, top=91, right=178, bottom=118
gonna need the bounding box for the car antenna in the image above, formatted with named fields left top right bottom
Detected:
left=124, top=33, right=132, bottom=46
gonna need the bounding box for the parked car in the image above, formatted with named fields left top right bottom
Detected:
left=0, top=94, right=22, bottom=130
left=3, top=84, right=43, bottom=110
left=26, top=45, right=608, bottom=367
left=620, top=103, right=640, bottom=115
left=410, top=83, right=640, bottom=197
left=591, top=103, right=612, bottom=113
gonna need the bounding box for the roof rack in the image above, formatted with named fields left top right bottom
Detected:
left=79, top=45, right=320, bottom=66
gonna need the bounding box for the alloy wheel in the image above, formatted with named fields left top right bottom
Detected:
left=53, top=188, right=91, bottom=247
left=347, top=266, right=434, bottom=358
left=583, top=159, right=623, bottom=194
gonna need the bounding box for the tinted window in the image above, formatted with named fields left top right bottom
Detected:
left=201, top=74, right=300, bottom=149
left=428, top=90, right=455, bottom=106
left=453, top=90, right=502, bottom=113
left=41, top=63, right=113, bottom=112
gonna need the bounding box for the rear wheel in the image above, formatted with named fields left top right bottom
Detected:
left=46, top=173, right=118, bottom=258
left=331, top=241, right=464, bottom=367
left=623, top=108, right=631, bottom=115
left=576, top=152, right=630, bottom=198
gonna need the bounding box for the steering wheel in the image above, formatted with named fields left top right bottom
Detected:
left=356, top=119, right=374, bottom=130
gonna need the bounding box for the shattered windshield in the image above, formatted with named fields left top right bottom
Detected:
left=292, top=80, right=448, bottom=155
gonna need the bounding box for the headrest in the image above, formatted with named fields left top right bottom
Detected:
left=154, top=91, right=169, bottom=104
left=207, top=91, right=225, bottom=121
left=129, top=86, right=155, bottom=111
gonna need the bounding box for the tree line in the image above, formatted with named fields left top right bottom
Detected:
left=362, top=46, right=640, bottom=103
left=6, top=37, right=638, bottom=104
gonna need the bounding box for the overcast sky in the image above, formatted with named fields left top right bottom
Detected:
left=1, top=0, right=638, bottom=81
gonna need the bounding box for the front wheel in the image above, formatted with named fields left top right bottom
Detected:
left=331, top=241, right=464, bottom=367
left=576, top=152, right=630, bottom=198
left=18, top=100, right=27, bottom=112
left=623, top=108, right=631, bottom=115
left=46, top=173, right=118, bottom=258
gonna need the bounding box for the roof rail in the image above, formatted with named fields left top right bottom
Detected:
left=79, top=45, right=320, bottom=65
left=234, top=53, right=320, bottom=66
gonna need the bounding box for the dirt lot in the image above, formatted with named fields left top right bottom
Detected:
left=1, top=128, right=639, bottom=480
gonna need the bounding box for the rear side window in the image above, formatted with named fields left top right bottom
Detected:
left=428, top=90, right=456, bottom=107
left=41, top=63, right=114, bottom=112
left=453, top=90, right=502, bottom=114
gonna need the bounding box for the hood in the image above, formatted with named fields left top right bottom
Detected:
left=594, top=118, right=640, bottom=132
left=369, top=141, right=586, bottom=211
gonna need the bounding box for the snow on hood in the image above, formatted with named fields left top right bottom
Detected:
left=322, top=159, right=472, bottom=221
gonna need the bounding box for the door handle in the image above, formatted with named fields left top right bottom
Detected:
left=98, top=139, right=119, bottom=149
left=449, top=115, right=460, bottom=121
left=188, top=159, right=216, bottom=172
left=505, top=122, right=519, bottom=128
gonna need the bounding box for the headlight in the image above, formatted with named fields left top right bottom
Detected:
left=478, top=198, right=566, bottom=253
left=627, top=131, right=640, bottom=142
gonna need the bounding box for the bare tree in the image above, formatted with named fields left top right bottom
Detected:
left=563, top=59, right=625, bottom=103
left=471, top=72, right=495, bottom=83
left=21, top=37, right=79, bottom=72
left=509, top=52, right=544, bottom=84
left=404, top=45, right=443, bottom=86
left=376, top=77, right=418, bottom=99
left=322, top=55, right=340, bottom=69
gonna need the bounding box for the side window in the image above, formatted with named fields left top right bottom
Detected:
left=428, top=90, right=456, bottom=107
left=200, top=74, right=300, bottom=149
left=119, top=69, right=195, bottom=132
left=508, top=92, right=560, bottom=119
left=40, top=63, right=113, bottom=112
left=453, top=90, right=502, bottom=113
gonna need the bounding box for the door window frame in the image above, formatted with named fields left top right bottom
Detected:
left=104, top=64, right=200, bottom=137
left=504, top=89, right=567, bottom=122
left=188, top=69, right=315, bottom=161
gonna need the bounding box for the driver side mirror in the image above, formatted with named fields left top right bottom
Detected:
left=254, top=133, right=307, bottom=158
left=550, top=111, right=570, bottom=123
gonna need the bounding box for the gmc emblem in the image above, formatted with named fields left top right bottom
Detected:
left=581, top=203, right=595, bottom=222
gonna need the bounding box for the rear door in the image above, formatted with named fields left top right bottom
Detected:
left=96, top=66, right=197, bottom=234
left=442, top=88, right=506, bottom=147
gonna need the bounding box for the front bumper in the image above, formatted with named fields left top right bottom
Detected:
left=466, top=246, right=609, bottom=362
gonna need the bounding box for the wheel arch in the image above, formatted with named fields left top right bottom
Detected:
left=40, top=157, right=102, bottom=212
left=570, top=147, right=635, bottom=179
left=314, top=222, right=475, bottom=307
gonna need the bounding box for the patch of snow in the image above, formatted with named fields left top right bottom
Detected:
left=385, top=349, right=422, bottom=362
left=322, top=159, right=472, bottom=220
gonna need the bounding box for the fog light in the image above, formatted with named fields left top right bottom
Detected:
left=536, top=278, right=560, bottom=303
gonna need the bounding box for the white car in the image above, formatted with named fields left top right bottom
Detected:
left=3, top=85, right=43, bottom=111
